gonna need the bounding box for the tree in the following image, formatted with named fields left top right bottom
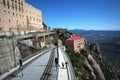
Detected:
left=42, top=22, right=48, bottom=30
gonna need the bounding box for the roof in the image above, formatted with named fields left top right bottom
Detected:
left=66, top=36, right=82, bottom=40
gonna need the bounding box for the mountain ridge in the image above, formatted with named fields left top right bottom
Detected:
left=69, top=29, right=120, bottom=32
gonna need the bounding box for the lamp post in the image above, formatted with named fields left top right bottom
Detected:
left=56, top=40, right=59, bottom=60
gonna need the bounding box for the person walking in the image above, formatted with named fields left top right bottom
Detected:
left=61, top=62, right=64, bottom=69
left=55, top=57, right=58, bottom=69
left=19, top=59, right=23, bottom=77
left=19, top=59, right=23, bottom=69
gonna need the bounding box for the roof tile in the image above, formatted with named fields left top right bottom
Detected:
left=67, top=36, right=82, bottom=40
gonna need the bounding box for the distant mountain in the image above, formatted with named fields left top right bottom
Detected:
left=69, top=29, right=120, bottom=42
left=69, top=29, right=120, bottom=32
left=69, top=29, right=120, bottom=36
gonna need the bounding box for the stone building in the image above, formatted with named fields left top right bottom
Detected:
left=0, top=0, right=43, bottom=36
left=65, top=36, right=85, bottom=53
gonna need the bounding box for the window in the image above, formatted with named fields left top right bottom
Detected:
left=39, top=19, right=41, bottom=22
left=0, top=28, right=2, bottom=31
left=19, top=8, right=21, bottom=12
left=4, top=10, right=6, bottom=15
left=19, top=0, right=21, bottom=5
left=12, top=3, right=14, bottom=9
left=22, top=7, right=23, bottom=13
left=26, top=16, right=28, bottom=19
left=18, top=0, right=21, bottom=12
left=3, top=0, right=6, bottom=6
left=8, top=11, right=10, bottom=15
left=9, top=28, right=11, bottom=31
left=15, top=4, right=17, bottom=11
left=20, top=14, right=21, bottom=18
left=34, top=17, right=35, bottom=21
left=13, top=13, right=14, bottom=16
left=21, top=1, right=23, bottom=6
left=16, top=14, right=18, bottom=17
left=19, top=6, right=21, bottom=12
left=8, top=19, right=10, bottom=23
left=15, top=0, right=17, bottom=3
left=30, top=16, right=31, bottom=20
left=7, top=1, right=10, bottom=9
left=16, top=20, right=18, bottom=24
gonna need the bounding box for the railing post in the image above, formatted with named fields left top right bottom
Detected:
left=57, top=40, right=59, bottom=61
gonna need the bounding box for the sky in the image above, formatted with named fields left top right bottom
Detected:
left=25, top=0, right=120, bottom=30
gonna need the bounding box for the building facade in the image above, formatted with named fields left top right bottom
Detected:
left=65, top=36, right=85, bottom=53
left=0, top=0, right=43, bottom=36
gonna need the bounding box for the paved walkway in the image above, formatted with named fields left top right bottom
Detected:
left=58, top=47, right=68, bottom=80
left=12, top=50, right=52, bottom=80
left=49, top=47, right=68, bottom=80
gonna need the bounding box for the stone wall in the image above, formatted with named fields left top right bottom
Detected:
left=0, top=40, right=21, bottom=75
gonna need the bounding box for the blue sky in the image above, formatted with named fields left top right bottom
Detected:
left=25, top=0, right=120, bottom=30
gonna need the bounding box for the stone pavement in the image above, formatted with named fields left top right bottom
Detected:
left=12, top=50, right=52, bottom=80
